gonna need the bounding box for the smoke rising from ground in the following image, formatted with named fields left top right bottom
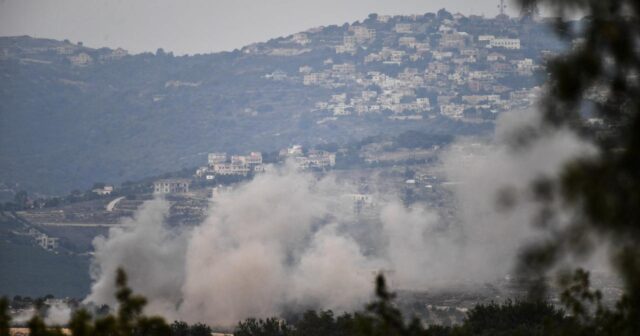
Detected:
left=10, top=302, right=72, bottom=326
left=86, top=199, right=189, bottom=315
left=44, top=302, right=72, bottom=326
left=85, top=110, right=593, bottom=325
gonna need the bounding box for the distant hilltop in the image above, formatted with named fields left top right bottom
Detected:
left=0, top=9, right=570, bottom=194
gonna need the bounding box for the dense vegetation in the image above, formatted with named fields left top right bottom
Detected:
left=0, top=273, right=606, bottom=336
left=233, top=276, right=574, bottom=336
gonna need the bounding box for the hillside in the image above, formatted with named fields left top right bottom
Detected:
left=0, top=11, right=563, bottom=194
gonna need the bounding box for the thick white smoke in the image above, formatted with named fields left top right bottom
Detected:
left=10, top=302, right=72, bottom=326
left=86, top=199, right=189, bottom=316
left=44, top=302, right=72, bottom=326
left=85, top=110, right=594, bottom=325
left=178, top=168, right=378, bottom=324
left=438, top=111, right=596, bottom=282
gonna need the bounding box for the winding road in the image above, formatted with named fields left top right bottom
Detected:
left=106, top=196, right=125, bottom=212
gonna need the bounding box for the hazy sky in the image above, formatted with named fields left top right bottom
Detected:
left=0, top=0, right=521, bottom=55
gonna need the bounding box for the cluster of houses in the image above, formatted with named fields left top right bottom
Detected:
left=196, top=146, right=337, bottom=179
left=256, top=11, right=551, bottom=122
left=154, top=146, right=337, bottom=195
left=196, top=151, right=265, bottom=180
left=303, top=18, right=540, bottom=120
left=197, top=146, right=337, bottom=181
left=279, top=145, right=337, bottom=170
left=9, top=39, right=130, bottom=67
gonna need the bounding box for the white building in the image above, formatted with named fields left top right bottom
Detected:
left=394, top=23, right=414, bottom=34
left=351, top=26, right=376, bottom=42
left=398, top=36, right=417, bottom=48
left=291, top=33, right=310, bottom=45
left=440, top=104, right=465, bottom=119
left=92, top=185, right=114, bottom=196
left=478, top=35, right=495, bottom=42
left=487, top=52, right=506, bottom=62
left=208, top=152, right=227, bottom=165
left=333, top=103, right=351, bottom=116
left=68, top=52, right=93, bottom=66
left=332, top=63, right=356, bottom=74
left=35, top=234, right=59, bottom=250
left=298, top=151, right=336, bottom=169
left=154, top=179, right=190, bottom=194
left=489, top=38, right=521, bottom=50
left=212, top=163, right=250, bottom=176
left=299, top=65, right=313, bottom=74
left=246, top=152, right=263, bottom=166
left=336, top=44, right=357, bottom=54
left=281, top=145, right=304, bottom=157
left=303, top=72, right=329, bottom=86
left=211, top=185, right=234, bottom=199
left=416, top=98, right=431, bottom=110
left=516, top=58, right=535, bottom=74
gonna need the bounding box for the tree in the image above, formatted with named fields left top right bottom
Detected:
left=188, top=323, right=212, bottom=336
left=292, top=310, right=341, bottom=336
left=66, top=268, right=170, bottom=336
left=0, top=298, right=9, bottom=336
left=170, top=321, right=189, bottom=336
left=436, top=9, right=453, bottom=21
left=460, top=300, right=571, bottom=336
left=27, top=314, right=64, bottom=336
left=358, top=275, right=407, bottom=336
left=510, top=0, right=640, bottom=334
left=67, top=310, right=94, bottom=336
left=235, top=318, right=290, bottom=336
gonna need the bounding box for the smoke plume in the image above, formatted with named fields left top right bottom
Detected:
left=44, top=302, right=72, bottom=326
left=85, top=110, right=594, bottom=325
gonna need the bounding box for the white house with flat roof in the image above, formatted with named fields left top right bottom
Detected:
left=154, top=179, right=190, bottom=194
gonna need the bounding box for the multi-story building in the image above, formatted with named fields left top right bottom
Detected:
left=245, top=152, right=263, bottom=166
left=294, top=150, right=336, bottom=169
left=35, top=234, right=59, bottom=250
left=208, top=152, right=227, bottom=165
left=68, top=52, right=93, bottom=66
left=212, top=163, right=250, bottom=176
left=351, top=26, right=376, bottom=42
left=394, top=23, right=414, bottom=34
left=489, top=38, right=521, bottom=49
left=154, top=179, right=190, bottom=194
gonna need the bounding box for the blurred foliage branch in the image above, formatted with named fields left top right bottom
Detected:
left=513, top=0, right=640, bottom=334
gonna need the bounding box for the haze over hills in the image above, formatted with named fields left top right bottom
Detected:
left=0, top=10, right=563, bottom=194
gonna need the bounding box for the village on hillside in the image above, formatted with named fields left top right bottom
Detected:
left=254, top=9, right=558, bottom=123
left=0, top=8, right=571, bottom=260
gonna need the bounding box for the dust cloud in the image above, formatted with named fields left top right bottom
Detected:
left=85, top=110, right=593, bottom=325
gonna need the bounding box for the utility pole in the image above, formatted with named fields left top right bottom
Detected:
left=497, top=0, right=507, bottom=16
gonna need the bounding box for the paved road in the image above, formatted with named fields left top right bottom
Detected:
left=106, top=196, right=126, bottom=212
